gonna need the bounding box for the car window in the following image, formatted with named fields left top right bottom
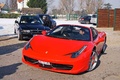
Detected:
left=16, top=17, right=20, bottom=22
left=39, top=15, right=52, bottom=20
left=47, top=25, right=90, bottom=41
left=20, top=16, right=43, bottom=24
left=92, top=14, right=97, bottom=18
left=88, top=16, right=91, bottom=19
left=90, top=27, right=98, bottom=40
left=83, top=16, right=91, bottom=19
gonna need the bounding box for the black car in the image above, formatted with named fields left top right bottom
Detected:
left=78, top=15, right=91, bottom=24
left=14, top=15, right=50, bottom=40
left=37, top=14, right=56, bottom=28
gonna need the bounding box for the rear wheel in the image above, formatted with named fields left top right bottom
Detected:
left=86, top=21, right=90, bottom=24
left=101, top=38, right=107, bottom=53
left=88, top=50, right=98, bottom=71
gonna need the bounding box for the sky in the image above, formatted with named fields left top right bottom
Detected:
left=53, top=0, right=120, bottom=9
left=104, top=0, right=120, bottom=8
left=0, top=0, right=120, bottom=9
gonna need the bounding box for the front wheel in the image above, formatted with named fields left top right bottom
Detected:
left=18, top=31, right=23, bottom=40
left=88, top=50, right=98, bottom=71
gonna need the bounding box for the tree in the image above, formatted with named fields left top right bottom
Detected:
left=60, top=0, right=75, bottom=14
left=104, top=3, right=112, bottom=9
left=85, top=0, right=93, bottom=14
left=5, top=0, right=9, bottom=11
left=77, top=0, right=104, bottom=14
left=46, top=0, right=54, bottom=14
left=96, top=0, right=104, bottom=9
left=9, top=0, right=17, bottom=10
left=77, top=0, right=85, bottom=11
left=27, top=0, right=47, bottom=13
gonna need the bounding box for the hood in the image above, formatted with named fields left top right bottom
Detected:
left=30, top=35, right=89, bottom=56
left=19, top=24, right=50, bottom=30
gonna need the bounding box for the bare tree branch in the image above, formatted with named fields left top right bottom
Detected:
left=9, top=0, right=17, bottom=10
left=81, top=0, right=104, bottom=14
left=60, top=0, right=75, bottom=14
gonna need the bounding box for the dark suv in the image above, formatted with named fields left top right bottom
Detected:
left=78, top=15, right=91, bottom=24
left=14, top=15, right=50, bottom=40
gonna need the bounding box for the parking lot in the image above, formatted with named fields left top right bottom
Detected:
left=0, top=19, right=120, bottom=80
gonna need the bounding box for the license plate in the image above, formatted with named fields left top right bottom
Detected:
left=38, top=60, right=50, bottom=65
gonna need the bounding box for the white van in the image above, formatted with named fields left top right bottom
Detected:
left=90, top=14, right=97, bottom=25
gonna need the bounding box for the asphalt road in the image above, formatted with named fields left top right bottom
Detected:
left=0, top=28, right=120, bottom=80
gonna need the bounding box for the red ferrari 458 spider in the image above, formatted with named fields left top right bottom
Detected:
left=22, top=24, right=107, bottom=74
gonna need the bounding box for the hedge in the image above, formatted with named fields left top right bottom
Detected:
left=0, top=13, right=20, bottom=18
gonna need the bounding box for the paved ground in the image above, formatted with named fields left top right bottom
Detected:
left=0, top=28, right=120, bottom=80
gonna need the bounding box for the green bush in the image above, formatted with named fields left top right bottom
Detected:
left=0, top=13, right=20, bottom=18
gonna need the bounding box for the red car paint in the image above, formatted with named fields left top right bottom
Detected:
left=22, top=24, right=106, bottom=74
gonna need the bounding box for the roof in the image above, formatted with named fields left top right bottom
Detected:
left=17, top=0, right=23, bottom=3
left=0, top=3, right=5, bottom=8
left=22, top=8, right=43, bottom=14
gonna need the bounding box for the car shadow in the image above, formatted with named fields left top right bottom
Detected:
left=0, top=42, right=27, bottom=55
left=0, top=35, right=17, bottom=41
left=0, top=63, right=22, bottom=79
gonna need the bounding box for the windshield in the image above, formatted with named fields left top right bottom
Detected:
left=46, top=25, right=90, bottom=41
left=92, top=14, right=97, bottom=18
left=20, top=16, right=43, bottom=25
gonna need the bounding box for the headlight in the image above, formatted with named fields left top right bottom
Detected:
left=71, top=45, right=87, bottom=58
left=22, top=30, right=30, bottom=33
left=25, top=42, right=32, bottom=50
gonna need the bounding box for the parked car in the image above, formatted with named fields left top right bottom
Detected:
left=78, top=15, right=91, bottom=24
left=90, top=14, right=97, bottom=25
left=14, top=14, right=50, bottom=40
left=22, top=24, right=107, bottom=74
left=37, top=14, right=56, bottom=28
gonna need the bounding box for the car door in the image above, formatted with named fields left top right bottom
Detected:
left=90, top=27, right=104, bottom=54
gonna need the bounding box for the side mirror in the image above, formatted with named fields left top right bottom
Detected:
left=42, top=30, right=47, bottom=35
left=15, top=20, right=18, bottom=23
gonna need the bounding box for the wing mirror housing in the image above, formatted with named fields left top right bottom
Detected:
left=15, top=20, right=18, bottom=23
left=42, top=30, right=47, bottom=35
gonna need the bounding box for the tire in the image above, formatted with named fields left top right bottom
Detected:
left=101, top=43, right=107, bottom=54
left=93, top=23, right=97, bottom=25
left=18, top=31, right=23, bottom=40
left=101, top=38, right=107, bottom=54
left=14, top=28, right=16, bottom=34
left=88, top=50, right=98, bottom=71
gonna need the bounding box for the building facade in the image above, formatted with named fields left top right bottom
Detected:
left=17, top=0, right=29, bottom=10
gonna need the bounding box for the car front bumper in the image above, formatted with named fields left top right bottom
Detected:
left=22, top=48, right=91, bottom=74
left=20, top=30, right=42, bottom=37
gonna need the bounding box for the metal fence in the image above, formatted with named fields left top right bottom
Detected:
left=66, top=14, right=78, bottom=20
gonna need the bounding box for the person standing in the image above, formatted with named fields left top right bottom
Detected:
left=42, top=15, right=52, bottom=28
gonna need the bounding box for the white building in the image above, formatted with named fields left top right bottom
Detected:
left=17, top=0, right=29, bottom=10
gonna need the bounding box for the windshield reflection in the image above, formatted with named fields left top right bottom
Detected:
left=46, top=25, right=90, bottom=41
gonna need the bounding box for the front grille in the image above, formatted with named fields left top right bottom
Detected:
left=24, top=56, right=38, bottom=64
left=31, top=30, right=42, bottom=34
left=24, top=56, right=73, bottom=70
left=52, top=63, right=73, bottom=70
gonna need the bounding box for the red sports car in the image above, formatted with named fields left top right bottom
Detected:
left=22, top=24, right=107, bottom=74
